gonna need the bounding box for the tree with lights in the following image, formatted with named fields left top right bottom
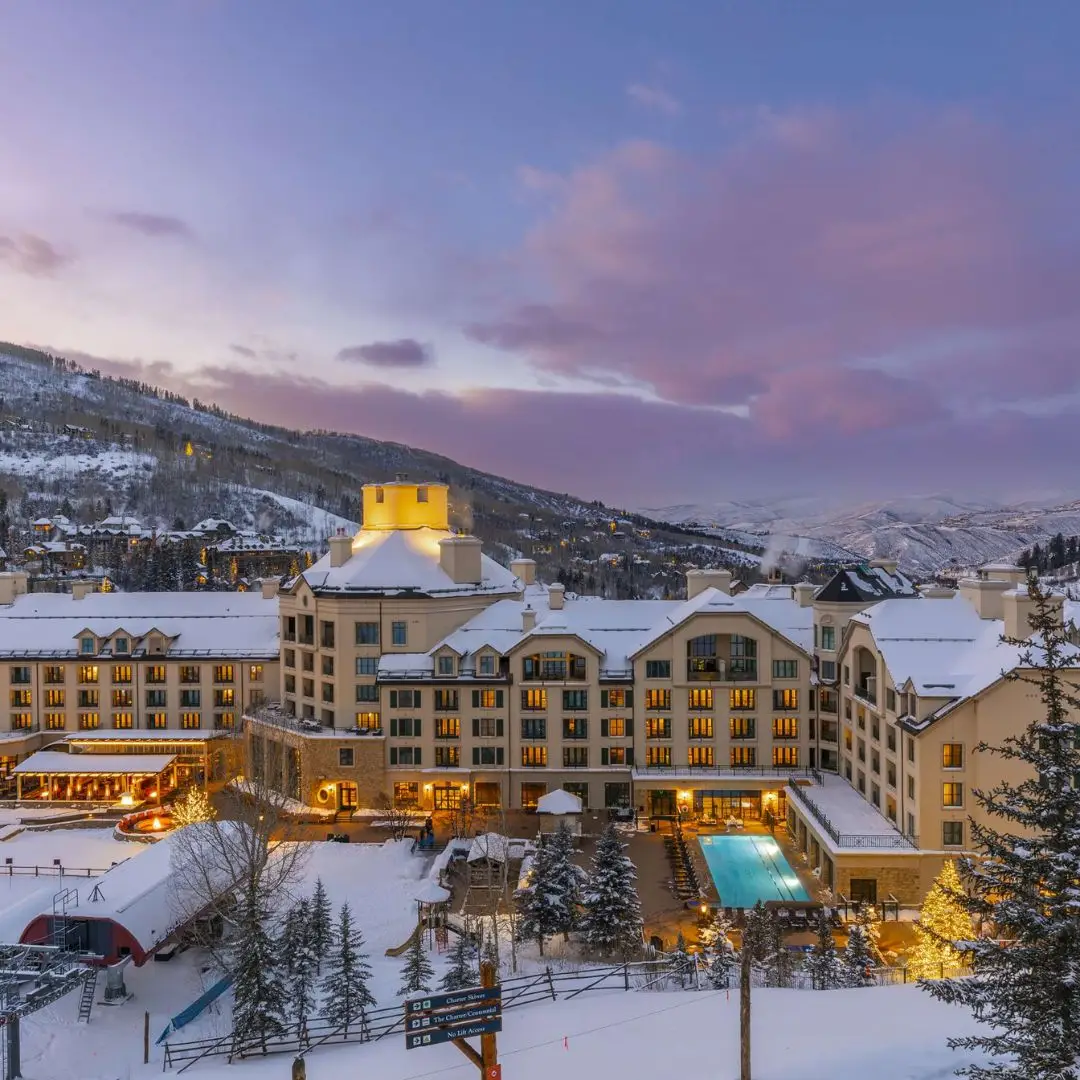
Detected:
left=171, top=785, right=215, bottom=829
left=906, top=861, right=973, bottom=980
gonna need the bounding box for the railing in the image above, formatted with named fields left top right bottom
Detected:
left=785, top=775, right=918, bottom=850
left=853, top=683, right=878, bottom=707
left=0, top=863, right=117, bottom=877
left=635, top=765, right=818, bottom=778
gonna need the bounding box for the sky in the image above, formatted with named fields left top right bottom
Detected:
left=2, top=1, right=1079, bottom=509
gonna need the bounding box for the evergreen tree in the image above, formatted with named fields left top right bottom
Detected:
left=579, top=824, right=643, bottom=959
left=230, top=896, right=289, bottom=1055
left=282, top=900, right=318, bottom=1043
left=700, top=912, right=737, bottom=990
left=668, top=930, right=695, bottom=988
left=171, top=785, right=215, bottom=829
left=516, top=840, right=565, bottom=956
left=853, top=900, right=884, bottom=966
left=805, top=910, right=845, bottom=990
left=548, top=821, right=585, bottom=940
left=320, top=902, right=376, bottom=1037
left=309, top=878, right=334, bottom=973
left=923, top=580, right=1080, bottom=1080
left=439, top=929, right=480, bottom=992
left=907, top=861, right=973, bottom=980
left=843, top=923, right=875, bottom=987
left=397, top=927, right=435, bottom=997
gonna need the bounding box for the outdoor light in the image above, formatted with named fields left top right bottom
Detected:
left=119, top=793, right=134, bottom=808
left=151, top=817, right=162, bottom=831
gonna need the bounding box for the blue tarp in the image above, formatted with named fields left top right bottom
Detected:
left=156, top=974, right=233, bottom=1044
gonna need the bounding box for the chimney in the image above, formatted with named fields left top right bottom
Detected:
left=979, top=563, right=1028, bottom=586
left=767, top=566, right=784, bottom=585
left=548, top=583, right=566, bottom=610
left=919, top=584, right=957, bottom=599
left=794, top=582, right=816, bottom=608
left=439, top=535, right=483, bottom=585
left=686, top=569, right=733, bottom=599
left=958, top=577, right=1009, bottom=621
left=328, top=529, right=353, bottom=568
left=260, top=578, right=280, bottom=600
left=510, top=557, right=537, bottom=586
left=1003, top=587, right=1064, bottom=640
left=522, top=606, right=537, bottom=633
left=869, top=558, right=899, bottom=576
left=71, top=581, right=95, bottom=601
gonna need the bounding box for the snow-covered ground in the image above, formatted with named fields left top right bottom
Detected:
left=0, top=446, right=154, bottom=482
left=242, top=487, right=358, bottom=542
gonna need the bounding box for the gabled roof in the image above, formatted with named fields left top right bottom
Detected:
left=816, top=564, right=918, bottom=604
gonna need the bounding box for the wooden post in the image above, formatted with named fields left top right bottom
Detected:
left=480, top=960, right=499, bottom=1075
left=291, top=1055, right=306, bottom=1080
left=740, top=933, right=752, bottom=1080
left=143, top=1010, right=150, bottom=1065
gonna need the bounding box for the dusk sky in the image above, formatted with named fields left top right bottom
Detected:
left=2, top=2, right=1078, bottom=508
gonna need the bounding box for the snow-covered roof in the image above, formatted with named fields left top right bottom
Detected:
left=467, top=832, right=512, bottom=863
left=63, top=730, right=229, bottom=743
left=192, top=518, right=236, bottom=533
left=0, top=591, right=279, bottom=658
left=790, top=775, right=913, bottom=852
left=535, top=789, right=583, bottom=815
left=378, top=653, right=434, bottom=676
left=817, top=564, right=918, bottom=604
left=13, top=751, right=177, bottom=774
left=302, top=527, right=521, bottom=598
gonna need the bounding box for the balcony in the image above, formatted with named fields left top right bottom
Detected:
left=853, top=680, right=878, bottom=708
left=685, top=660, right=757, bottom=684
left=786, top=774, right=918, bottom=850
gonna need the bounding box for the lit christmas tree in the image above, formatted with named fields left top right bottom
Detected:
left=907, top=861, right=973, bottom=980
left=171, top=786, right=215, bottom=829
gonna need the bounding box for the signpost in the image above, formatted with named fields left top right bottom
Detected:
left=405, top=962, right=502, bottom=1077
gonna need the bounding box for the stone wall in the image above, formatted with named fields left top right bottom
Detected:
left=300, top=734, right=387, bottom=809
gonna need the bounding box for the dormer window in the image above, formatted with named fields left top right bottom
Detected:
left=437, top=654, right=455, bottom=676
left=478, top=653, right=496, bottom=676
left=115, top=637, right=129, bottom=655
left=417, top=486, right=428, bottom=503
left=80, top=636, right=95, bottom=655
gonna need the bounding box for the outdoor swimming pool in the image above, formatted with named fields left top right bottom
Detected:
left=697, top=833, right=809, bottom=909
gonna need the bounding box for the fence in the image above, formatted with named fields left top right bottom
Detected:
left=0, top=863, right=114, bottom=878
left=160, top=956, right=971, bottom=1071
left=785, top=775, right=919, bottom=850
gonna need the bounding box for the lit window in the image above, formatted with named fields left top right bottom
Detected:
left=730, top=688, right=755, bottom=711
left=688, top=716, right=713, bottom=739
left=688, top=746, right=714, bottom=767
left=942, top=743, right=964, bottom=769
left=942, top=782, right=964, bottom=808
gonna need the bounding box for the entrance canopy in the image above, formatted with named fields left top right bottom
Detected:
left=13, top=752, right=177, bottom=775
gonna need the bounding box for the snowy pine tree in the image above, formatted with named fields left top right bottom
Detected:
left=923, top=579, right=1080, bottom=1080
left=230, top=896, right=289, bottom=1055
left=516, top=840, right=565, bottom=956
left=320, top=902, right=376, bottom=1038
left=854, top=900, right=884, bottom=965
left=668, top=930, right=695, bottom=988
left=579, top=823, right=643, bottom=959
left=698, top=909, right=737, bottom=988
left=843, top=923, right=875, bottom=987
left=907, top=861, right=973, bottom=980
left=283, top=900, right=318, bottom=1043
left=804, top=910, right=845, bottom=990
left=397, top=927, right=435, bottom=997
left=548, top=821, right=585, bottom=941
left=309, top=878, right=334, bottom=973
left=439, top=928, right=480, bottom=992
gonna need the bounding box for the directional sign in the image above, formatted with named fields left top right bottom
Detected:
left=405, top=1016, right=502, bottom=1049
left=406, top=986, right=501, bottom=1015
left=407, top=1002, right=500, bottom=1031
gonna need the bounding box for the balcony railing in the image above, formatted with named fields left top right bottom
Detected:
left=786, top=776, right=918, bottom=850
left=853, top=682, right=878, bottom=707
left=686, top=663, right=758, bottom=684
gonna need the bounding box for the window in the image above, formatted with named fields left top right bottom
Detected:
left=113, top=713, right=133, bottom=729
left=688, top=716, right=713, bottom=739
left=390, top=717, right=422, bottom=737
left=604, top=747, right=627, bottom=766
left=908, top=739, right=915, bottom=763
left=10, top=713, right=32, bottom=730
left=772, top=717, right=798, bottom=740
left=250, top=664, right=264, bottom=682
left=942, top=821, right=964, bottom=847
left=435, top=717, right=461, bottom=739
left=602, top=688, right=629, bottom=708
left=472, top=689, right=503, bottom=709
left=478, top=654, right=496, bottom=676
left=688, top=746, right=714, bottom=767
left=942, top=743, right=964, bottom=770
left=522, top=688, right=548, bottom=710
left=871, top=720, right=880, bottom=741
left=602, top=717, right=626, bottom=738
left=45, top=714, right=66, bottom=730
left=374, top=486, right=385, bottom=503
left=146, top=665, right=166, bottom=684
left=645, top=689, right=671, bottom=710
left=730, top=747, right=756, bottom=768
left=942, top=782, right=964, bottom=808
left=79, top=712, right=100, bottom=730
left=772, top=660, right=799, bottom=679
left=645, top=746, right=671, bottom=767
left=389, top=747, right=422, bottom=766
left=843, top=665, right=850, bottom=685
left=521, top=717, right=547, bottom=739
left=45, top=689, right=65, bottom=708
left=355, top=622, right=379, bottom=645
left=562, top=717, right=588, bottom=740
left=355, top=657, right=378, bottom=676
left=773, top=688, right=799, bottom=710
left=180, top=689, right=201, bottom=708
left=887, top=727, right=897, bottom=753
left=147, top=712, right=167, bottom=729
left=179, top=666, right=200, bottom=684
left=435, top=746, right=460, bottom=767
left=437, top=655, right=456, bottom=676
left=473, top=716, right=504, bottom=738
left=886, top=762, right=896, bottom=788
left=907, top=775, right=915, bottom=799
left=522, top=650, right=587, bottom=681
left=299, top=615, right=314, bottom=645
left=215, top=712, right=236, bottom=730
left=886, top=687, right=896, bottom=712
left=819, top=660, right=836, bottom=682
left=213, top=665, right=234, bottom=683
left=563, top=747, right=589, bottom=768
left=284, top=674, right=296, bottom=694
left=321, top=655, right=335, bottom=677
left=522, top=746, right=548, bottom=768
left=391, top=621, right=408, bottom=646
left=321, top=683, right=335, bottom=703
left=416, top=485, right=428, bottom=502
left=78, top=689, right=99, bottom=708
left=730, top=688, right=755, bottom=711
left=9, top=689, right=31, bottom=708
left=645, top=717, right=671, bottom=739
left=338, top=748, right=354, bottom=767
left=390, top=689, right=422, bottom=709
left=78, top=665, right=99, bottom=684
left=820, top=626, right=836, bottom=651
left=645, top=660, right=670, bottom=679
left=320, top=621, right=335, bottom=649
left=355, top=711, right=380, bottom=730
left=356, top=684, right=380, bottom=703
left=849, top=878, right=877, bottom=905
left=181, top=713, right=201, bottom=729
left=773, top=746, right=799, bottom=767
left=729, top=716, right=756, bottom=740
left=43, top=665, right=65, bottom=684
left=434, top=689, right=459, bottom=711
left=112, top=689, right=133, bottom=708
left=80, top=636, right=96, bottom=655
left=9, top=666, right=30, bottom=685
left=472, top=746, right=505, bottom=766
left=215, top=688, right=235, bottom=708
left=563, top=690, right=588, bottom=710
left=871, top=751, right=880, bottom=774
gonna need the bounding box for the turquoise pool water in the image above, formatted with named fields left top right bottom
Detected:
left=697, top=833, right=809, bottom=909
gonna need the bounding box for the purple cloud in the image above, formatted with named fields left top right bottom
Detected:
left=626, top=82, right=682, bottom=117
left=107, top=211, right=194, bottom=240
left=336, top=339, right=432, bottom=368
left=229, top=344, right=258, bottom=359
left=0, top=233, right=70, bottom=276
